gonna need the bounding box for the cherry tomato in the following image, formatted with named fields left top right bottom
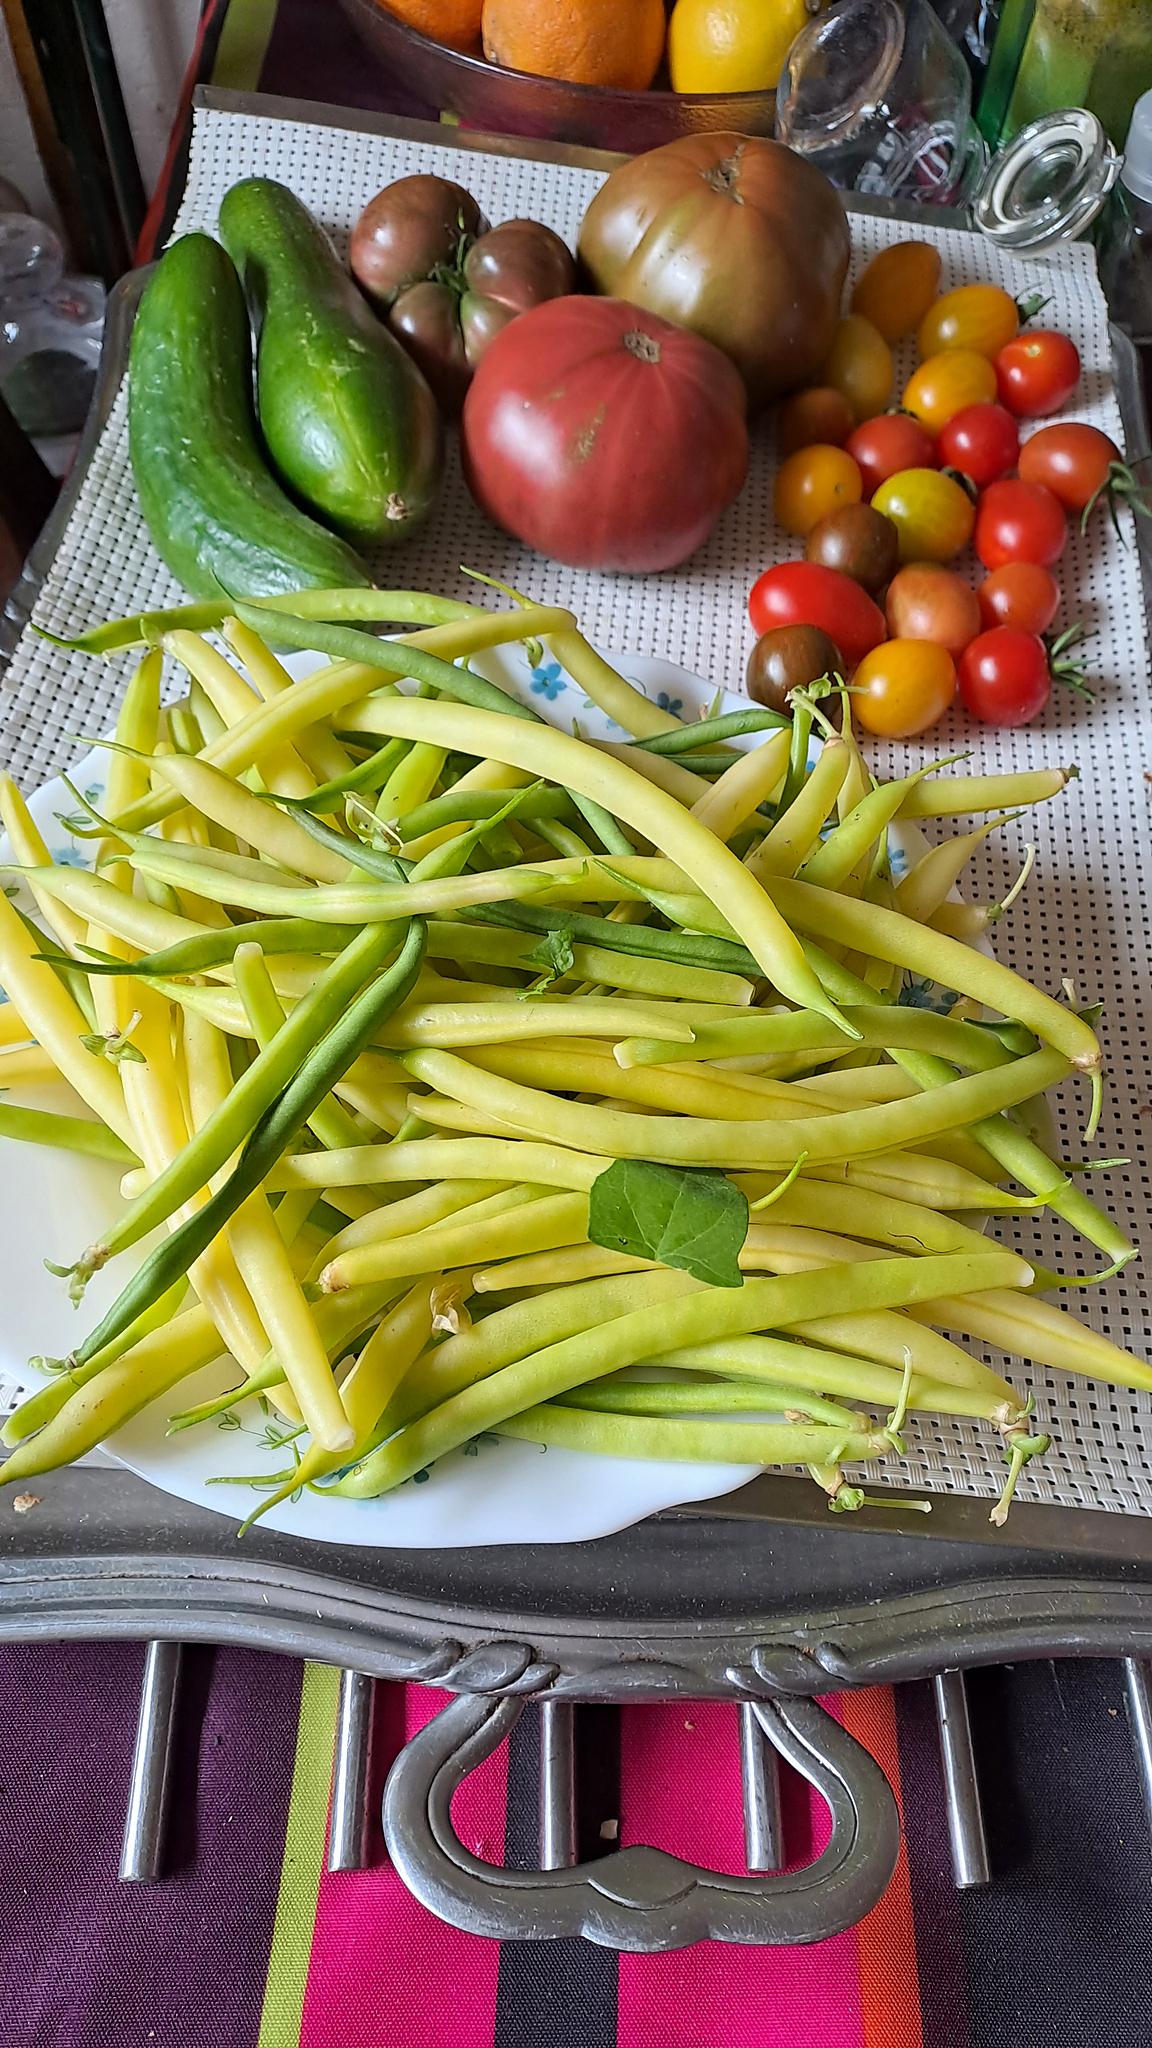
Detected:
left=821, top=314, right=894, bottom=422
left=746, top=625, right=843, bottom=717
left=918, top=283, right=1020, bottom=361
left=957, top=627, right=1050, bottom=726
left=903, top=349, right=998, bottom=432
left=937, top=403, right=1020, bottom=487
left=748, top=562, right=886, bottom=668
left=1017, top=422, right=1121, bottom=511
left=995, top=330, right=1081, bottom=417
left=853, top=639, right=956, bottom=738
left=850, top=241, right=942, bottom=343
left=885, top=564, right=981, bottom=658
left=871, top=468, right=975, bottom=563
left=846, top=414, right=936, bottom=497
left=974, top=478, right=1066, bottom=569
left=773, top=443, right=862, bottom=537
left=777, top=386, right=856, bottom=457
left=805, top=504, right=899, bottom=592
left=977, top=562, right=1061, bottom=635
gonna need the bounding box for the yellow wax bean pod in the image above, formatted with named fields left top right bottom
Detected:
left=0, top=886, right=134, bottom=1147
left=746, top=739, right=850, bottom=881
left=0, top=776, right=89, bottom=956
left=689, top=727, right=792, bottom=840
left=334, top=695, right=854, bottom=1032
left=222, top=616, right=353, bottom=785
left=406, top=1043, right=1072, bottom=1171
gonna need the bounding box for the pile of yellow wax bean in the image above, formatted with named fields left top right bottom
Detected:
left=0, top=587, right=1142, bottom=1530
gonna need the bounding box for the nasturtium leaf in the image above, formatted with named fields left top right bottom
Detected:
left=588, top=1159, right=748, bottom=1289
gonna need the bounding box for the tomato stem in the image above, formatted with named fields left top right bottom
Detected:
left=1015, top=288, right=1051, bottom=326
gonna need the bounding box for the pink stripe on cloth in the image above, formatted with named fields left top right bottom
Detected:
left=616, top=1702, right=865, bottom=2048
left=301, top=1685, right=508, bottom=2048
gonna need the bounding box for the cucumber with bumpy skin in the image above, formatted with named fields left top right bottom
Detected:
left=219, top=178, right=443, bottom=546
left=128, top=234, right=371, bottom=599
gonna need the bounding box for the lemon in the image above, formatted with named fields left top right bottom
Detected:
left=668, top=0, right=811, bottom=94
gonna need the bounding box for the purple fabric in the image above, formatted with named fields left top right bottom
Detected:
left=258, top=0, right=439, bottom=119
left=0, top=1642, right=299, bottom=2048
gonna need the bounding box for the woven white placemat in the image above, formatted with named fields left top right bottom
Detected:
left=1, top=101, right=1150, bottom=1515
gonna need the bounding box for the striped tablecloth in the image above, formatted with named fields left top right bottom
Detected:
left=2, top=7, right=1148, bottom=2045
left=1, top=1642, right=1150, bottom=2046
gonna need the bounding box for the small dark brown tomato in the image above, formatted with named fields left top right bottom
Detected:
left=461, top=218, right=576, bottom=315
left=745, top=624, right=843, bottom=717
left=350, top=174, right=486, bottom=308
left=459, top=291, right=519, bottom=369
left=804, top=503, right=900, bottom=593
left=389, top=279, right=471, bottom=413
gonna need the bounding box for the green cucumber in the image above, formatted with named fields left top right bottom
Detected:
left=128, top=233, right=370, bottom=600
left=219, top=178, right=443, bottom=546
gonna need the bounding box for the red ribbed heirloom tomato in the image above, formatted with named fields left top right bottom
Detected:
left=460, top=296, right=749, bottom=572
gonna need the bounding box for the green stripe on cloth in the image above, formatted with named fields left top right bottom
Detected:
left=210, top=0, right=280, bottom=90
left=257, top=1663, right=340, bottom=2048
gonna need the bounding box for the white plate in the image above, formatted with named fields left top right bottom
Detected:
left=0, top=643, right=923, bottom=1549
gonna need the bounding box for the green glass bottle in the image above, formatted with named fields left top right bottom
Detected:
left=980, top=0, right=1152, bottom=148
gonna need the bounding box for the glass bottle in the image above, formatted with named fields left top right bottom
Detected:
left=0, top=214, right=106, bottom=447
left=776, top=0, right=988, bottom=207
left=980, top=0, right=1152, bottom=151
left=1096, top=89, right=1152, bottom=344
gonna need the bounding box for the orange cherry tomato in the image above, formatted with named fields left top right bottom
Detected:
left=777, top=385, right=856, bottom=456
left=903, top=349, right=998, bottom=432
left=871, top=468, right=976, bottom=563
left=853, top=638, right=957, bottom=738
left=821, top=315, right=894, bottom=423
left=917, top=283, right=1020, bottom=360
left=773, top=443, right=862, bottom=537
left=886, top=564, right=981, bottom=658
left=850, top=241, right=942, bottom=344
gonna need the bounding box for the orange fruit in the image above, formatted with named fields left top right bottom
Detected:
left=377, top=0, right=484, bottom=53
left=481, top=0, right=666, bottom=88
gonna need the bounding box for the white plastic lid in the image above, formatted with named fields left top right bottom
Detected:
left=1121, top=88, right=1152, bottom=203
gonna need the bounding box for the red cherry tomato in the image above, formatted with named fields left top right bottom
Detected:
left=1017, top=421, right=1121, bottom=511
left=957, top=628, right=1051, bottom=726
left=974, top=478, right=1067, bottom=570
left=937, top=403, right=1020, bottom=487
left=747, top=562, right=886, bottom=669
left=845, top=414, right=936, bottom=497
left=977, top=562, right=1061, bottom=635
left=994, top=330, right=1081, bottom=418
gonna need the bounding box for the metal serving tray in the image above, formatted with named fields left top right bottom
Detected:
left=2, top=93, right=1152, bottom=1949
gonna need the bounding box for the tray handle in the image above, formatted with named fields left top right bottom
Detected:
left=382, top=1691, right=899, bottom=1950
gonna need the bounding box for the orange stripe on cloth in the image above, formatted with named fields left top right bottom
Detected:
left=840, top=1687, right=924, bottom=2048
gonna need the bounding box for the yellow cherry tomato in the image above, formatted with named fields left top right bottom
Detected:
left=850, top=242, right=942, bottom=344
left=917, top=283, right=1020, bottom=360
left=853, top=639, right=957, bottom=738
left=821, top=315, right=894, bottom=423
left=871, top=468, right=976, bottom=563
left=902, top=348, right=997, bottom=432
left=774, top=443, right=863, bottom=538
left=667, top=0, right=809, bottom=92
